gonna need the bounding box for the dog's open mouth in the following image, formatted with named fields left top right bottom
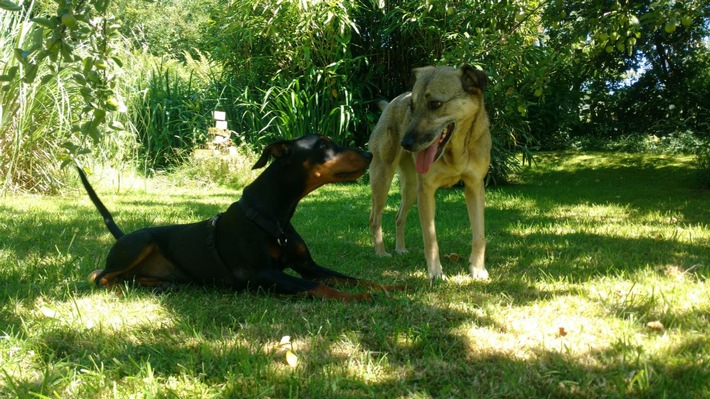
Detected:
left=415, top=123, right=454, bottom=174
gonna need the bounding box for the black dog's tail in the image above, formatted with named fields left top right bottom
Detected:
left=76, top=166, right=125, bottom=240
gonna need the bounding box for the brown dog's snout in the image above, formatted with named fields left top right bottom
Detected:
left=401, top=135, right=415, bottom=151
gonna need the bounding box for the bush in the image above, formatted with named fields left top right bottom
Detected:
left=124, top=55, right=214, bottom=171
left=1, top=7, right=87, bottom=193
left=173, top=143, right=260, bottom=189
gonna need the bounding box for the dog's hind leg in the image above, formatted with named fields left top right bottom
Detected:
left=369, top=159, right=396, bottom=256
left=464, top=177, right=489, bottom=280
left=395, top=159, right=417, bottom=254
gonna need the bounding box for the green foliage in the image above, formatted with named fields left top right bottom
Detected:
left=224, top=61, right=365, bottom=147
left=126, top=57, right=212, bottom=170
left=207, top=0, right=367, bottom=148
left=3, top=0, right=710, bottom=192
left=11, top=0, right=124, bottom=141
left=1, top=5, right=83, bottom=193
left=540, top=0, right=710, bottom=145
left=208, top=0, right=543, bottom=182
left=176, top=143, right=260, bottom=188
left=1, top=0, right=128, bottom=193
left=114, top=0, right=214, bottom=59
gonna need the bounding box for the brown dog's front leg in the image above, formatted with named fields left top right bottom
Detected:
left=418, top=182, right=444, bottom=280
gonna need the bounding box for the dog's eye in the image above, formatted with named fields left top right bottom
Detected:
left=319, top=141, right=331, bottom=150
left=428, top=101, right=443, bottom=110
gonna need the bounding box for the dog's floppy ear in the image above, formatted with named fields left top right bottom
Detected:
left=252, top=140, right=293, bottom=169
left=460, top=65, right=488, bottom=93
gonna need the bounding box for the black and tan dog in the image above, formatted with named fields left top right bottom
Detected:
left=368, top=65, right=492, bottom=281
left=79, top=134, right=401, bottom=301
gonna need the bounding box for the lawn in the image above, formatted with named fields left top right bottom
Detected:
left=1, top=152, right=708, bottom=398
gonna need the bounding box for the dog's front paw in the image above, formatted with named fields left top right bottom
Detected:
left=428, top=272, right=447, bottom=283
left=395, top=248, right=409, bottom=255
left=375, top=251, right=392, bottom=257
left=470, top=267, right=490, bottom=281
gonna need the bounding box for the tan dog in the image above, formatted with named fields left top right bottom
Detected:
left=368, top=65, right=491, bottom=281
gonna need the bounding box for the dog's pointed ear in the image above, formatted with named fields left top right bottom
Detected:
left=460, top=65, right=488, bottom=93
left=252, top=140, right=293, bottom=169
left=413, top=66, right=436, bottom=80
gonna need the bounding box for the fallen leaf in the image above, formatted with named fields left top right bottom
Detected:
left=40, top=307, right=59, bottom=318
left=285, top=350, right=299, bottom=367
left=646, top=320, right=665, bottom=331
left=279, top=336, right=291, bottom=347
left=443, top=253, right=461, bottom=262
left=558, top=327, right=568, bottom=337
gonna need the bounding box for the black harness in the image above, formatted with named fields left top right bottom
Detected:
left=235, top=199, right=288, bottom=245
left=205, top=199, right=289, bottom=271
left=206, top=213, right=228, bottom=271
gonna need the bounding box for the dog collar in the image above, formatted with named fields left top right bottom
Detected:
left=236, top=199, right=288, bottom=246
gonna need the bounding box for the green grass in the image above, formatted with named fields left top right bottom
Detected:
left=1, top=152, right=708, bottom=398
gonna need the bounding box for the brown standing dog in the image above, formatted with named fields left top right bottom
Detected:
left=368, top=65, right=491, bottom=281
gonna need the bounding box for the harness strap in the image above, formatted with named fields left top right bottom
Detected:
left=236, top=199, right=288, bottom=245
left=206, top=213, right=230, bottom=271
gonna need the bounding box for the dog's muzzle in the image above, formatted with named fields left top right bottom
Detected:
left=402, top=123, right=455, bottom=174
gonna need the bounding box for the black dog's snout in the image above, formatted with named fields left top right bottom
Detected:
left=400, top=135, right=414, bottom=151
left=362, top=151, right=373, bottom=160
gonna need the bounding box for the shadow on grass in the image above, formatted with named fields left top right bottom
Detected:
left=7, top=285, right=708, bottom=398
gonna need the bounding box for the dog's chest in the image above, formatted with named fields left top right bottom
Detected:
left=440, top=146, right=469, bottom=172
left=427, top=145, right=477, bottom=187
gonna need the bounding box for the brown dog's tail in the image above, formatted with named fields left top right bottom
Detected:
left=76, top=166, right=125, bottom=240
left=376, top=99, right=389, bottom=112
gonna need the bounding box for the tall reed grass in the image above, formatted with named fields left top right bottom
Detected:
left=124, top=55, right=213, bottom=171
left=0, top=5, right=133, bottom=194
left=1, top=5, right=76, bottom=194
left=227, top=63, right=361, bottom=147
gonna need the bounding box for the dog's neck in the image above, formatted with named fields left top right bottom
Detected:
left=235, top=197, right=288, bottom=244
left=238, top=162, right=309, bottom=239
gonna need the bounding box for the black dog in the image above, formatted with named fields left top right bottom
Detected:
left=79, top=134, right=402, bottom=301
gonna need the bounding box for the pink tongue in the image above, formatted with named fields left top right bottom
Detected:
left=415, top=140, right=439, bottom=174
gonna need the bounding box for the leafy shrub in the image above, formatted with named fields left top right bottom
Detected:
left=121, top=53, right=218, bottom=171
left=207, top=0, right=368, bottom=148
left=115, top=0, right=214, bottom=60
left=1, top=7, right=82, bottom=193
left=173, top=143, right=260, bottom=189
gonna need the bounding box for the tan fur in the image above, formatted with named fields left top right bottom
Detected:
left=368, top=65, right=492, bottom=280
